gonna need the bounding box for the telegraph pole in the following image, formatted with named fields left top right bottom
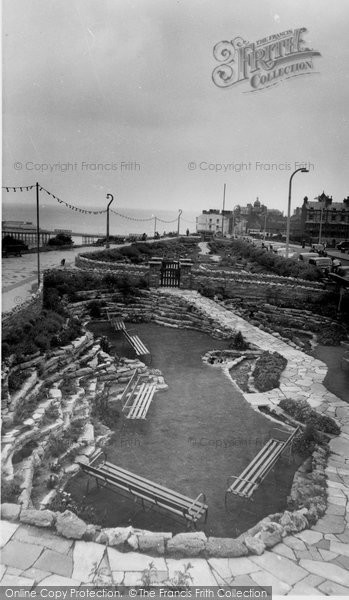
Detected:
left=177, top=209, right=182, bottom=236
left=36, top=182, right=40, bottom=288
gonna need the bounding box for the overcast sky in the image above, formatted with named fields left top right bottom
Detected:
left=2, top=0, right=349, bottom=215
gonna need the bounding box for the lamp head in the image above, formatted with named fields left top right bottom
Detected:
left=301, top=168, right=309, bottom=173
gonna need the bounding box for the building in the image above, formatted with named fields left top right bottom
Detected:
left=2, top=221, right=52, bottom=248
left=300, top=193, right=349, bottom=244
left=196, top=199, right=285, bottom=238
left=196, top=209, right=233, bottom=236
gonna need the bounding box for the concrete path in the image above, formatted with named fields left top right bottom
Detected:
left=1, top=518, right=349, bottom=592
left=2, top=245, right=108, bottom=313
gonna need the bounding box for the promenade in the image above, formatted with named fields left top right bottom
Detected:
left=2, top=245, right=101, bottom=313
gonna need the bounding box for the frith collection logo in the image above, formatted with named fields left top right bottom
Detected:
left=212, top=28, right=321, bottom=92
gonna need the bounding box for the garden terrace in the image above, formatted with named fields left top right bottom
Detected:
left=79, top=237, right=201, bottom=264
left=208, top=239, right=324, bottom=281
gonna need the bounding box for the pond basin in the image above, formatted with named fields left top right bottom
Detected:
left=68, top=321, right=300, bottom=537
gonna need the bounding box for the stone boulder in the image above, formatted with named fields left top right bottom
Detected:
left=20, top=509, right=55, bottom=528
left=244, top=535, right=265, bottom=555
left=1, top=503, right=21, bottom=522
left=167, top=532, right=207, bottom=556
left=95, top=526, right=133, bottom=548
left=55, top=510, right=88, bottom=539
left=280, top=510, right=308, bottom=533
left=137, top=532, right=172, bottom=555
left=205, top=537, right=248, bottom=558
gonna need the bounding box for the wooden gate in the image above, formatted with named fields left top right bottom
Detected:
left=160, top=260, right=180, bottom=287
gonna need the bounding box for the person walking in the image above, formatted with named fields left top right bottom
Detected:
left=60, top=258, right=66, bottom=268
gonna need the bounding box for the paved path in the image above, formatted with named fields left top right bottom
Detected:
left=1, top=518, right=349, bottom=592
left=1, top=245, right=108, bottom=313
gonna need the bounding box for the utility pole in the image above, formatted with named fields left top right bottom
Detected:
left=106, top=193, right=114, bottom=248
left=36, top=182, right=40, bottom=289
left=154, top=216, right=157, bottom=238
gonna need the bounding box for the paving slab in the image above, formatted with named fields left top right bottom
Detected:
left=33, top=548, right=73, bottom=578
left=207, top=558, right=232, bottom=585
left=23, top=567, right=51, bottom=584
left=249, top=551, right=308, bottom=586
left=318, top=580, right=349, bottom=595
left=0, top=540, right=43, bottom=571
left=72, top=541, right=105, bottom=582
left=330, top=540, right=349, bottom=557
left=271, top=543, right=296, bottom=560
left=13, top=524, right=73, bottom=554
left=108, top=549, right=167, bottom=573
left=299, top=558, right=349, bottom=586
left=0, top=520, right=19, bottom=548
left=288, top=581, right=322, bottom=595
left=0, top=573, right=35, bottom=587
left=294, top=530, right=323, bottom=545
left=250, top=570, right=291, bottom=595
left=232, top=574, right=262, bottom=586
left=166, top=558, right=217, bottom=586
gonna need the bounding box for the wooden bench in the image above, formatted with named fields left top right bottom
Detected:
left=78, top=450, right=208, bottom=526
left=225, top=426, right=300, bottom=501
left=106, top=310, right=125, bottom=331
left=126, top=382, right=157, bottom=419
left=123, top=330, right=150, bottom=356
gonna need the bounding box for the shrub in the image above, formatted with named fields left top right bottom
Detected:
left=228, top=331, right=249, bottom=350
left=252, top=352, right=287, bottom=392
left=1, top=477, right=22, bottom=502
left=88, top=301, right=102, bottom=319
left=279, top=398, right=340, bottom=435
left=8, top=369, right=29, bottom=393
left=291, top=424, right=322, bottom=456
left=50, top=490, right=96, bottom=523
left=198, top=284, right=215, bottom=298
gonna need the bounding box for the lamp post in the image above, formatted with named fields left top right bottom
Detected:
left=318, top=203, right=324, bottom=244
left=286, top=168, right=309, bottom=258
left=106, top=193, right=114, bottom=248
left=177, top=209, right=182, bottom=236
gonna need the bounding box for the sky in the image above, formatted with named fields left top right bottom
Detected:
left=2, top=0, right=349, bottom=217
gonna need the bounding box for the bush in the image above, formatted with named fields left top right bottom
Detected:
left=252, top=352, right=287, bottom=392
left=279, top=398, right=340, bottom=435
left=1, top=477, right=22, bottom=502
left=8, top=370, right=29, bottom=393
left=228, top=331, right=249, bottom=350
left=88, top=301, right=102, bottom=319
left=292, top=424, right=321, bottom=455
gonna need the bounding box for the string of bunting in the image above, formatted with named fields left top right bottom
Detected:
left=40, top=185, right=107, bottom=215
left=2, top=185, right=35, bottom=192
left=2, top=184, right=187, bottom=224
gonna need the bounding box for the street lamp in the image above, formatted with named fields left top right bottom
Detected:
left=106, top=193, right=114, bottom=249
left=286, top=168, right=309, bottom=258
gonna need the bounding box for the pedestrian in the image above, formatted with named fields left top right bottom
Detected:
left=60, top=258, right=66, bottom=268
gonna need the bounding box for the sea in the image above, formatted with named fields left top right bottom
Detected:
left=2, top=202, right=198, bottom=245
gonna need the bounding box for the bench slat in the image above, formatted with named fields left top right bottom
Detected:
left=227, top=427, right=299, bottom=499
left=78, top=460, right=207, bottom=522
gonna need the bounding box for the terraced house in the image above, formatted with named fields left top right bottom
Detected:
left=301, top=193, right=349, bottom=245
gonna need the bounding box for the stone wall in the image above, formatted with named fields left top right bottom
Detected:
left=75, top=255, right=149, bottom=284
left=74, top=253, right=330, bottom=304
